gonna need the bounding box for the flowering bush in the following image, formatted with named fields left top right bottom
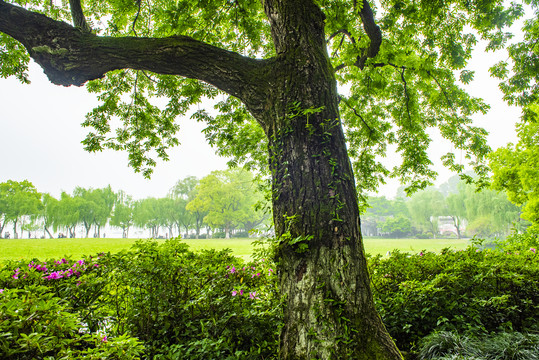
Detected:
left=2, top=235, right=537, bottom=359
left=0, top=238, right=281, bottom=359
left=99, top=239, right=281, bottom=359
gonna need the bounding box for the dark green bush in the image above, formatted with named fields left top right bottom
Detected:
left=369, top=239, right=539, bottom=354
left=212, top=231, right=226, bottom=238
left=0, top=285, right=144, bottom=359
left=2, top=234, right=537, bottom=359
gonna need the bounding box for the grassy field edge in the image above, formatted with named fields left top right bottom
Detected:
left=0, top=237, right=471, bottom=264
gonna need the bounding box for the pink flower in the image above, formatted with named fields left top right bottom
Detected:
left=419, top=252, right=424, bottom=257
left=0, top=289, right=4, bottom=294
left=45, top=271, right=63, bottom=280
left=102, top=335, right=108, bottom=342
left=249, top=292, right=259, bottom=300
left=268, top=268, right=274, bottom=275
left=231, top=290, right=238, bottom=296
left=531, top=248, right=536, bottom=254
left=230, top=266, right=236, bottom=274
left=239, top=289, right=244, bottom=296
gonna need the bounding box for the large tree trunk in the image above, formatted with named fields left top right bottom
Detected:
left=259, top=1, right=401, bottom=358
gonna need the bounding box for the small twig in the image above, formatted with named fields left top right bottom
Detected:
left=131, top=0, right=142, bottom=36
left=427, top=70, right=456, bottom=115
left=339, top=95, right=375, bottom=159
left=328, top=29, right=356, bottom=44
left=398, top=67, right=412, bottom=126
left=141, top=70, right=158, bottom=84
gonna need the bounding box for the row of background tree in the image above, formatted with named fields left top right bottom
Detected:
left=1, top=170, right=524, bottom=240
left=362, top=175, right=527, bottom=239
left=0, top=169, right=270, bottom=239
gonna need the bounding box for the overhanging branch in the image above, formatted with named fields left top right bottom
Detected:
left=0, top=0, right=268, bottom=104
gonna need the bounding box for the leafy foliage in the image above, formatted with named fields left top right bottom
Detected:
left=0, top=0, right=524, bottom=194
left=368, top=237, right=539, bottom=353
left=490, top=117, right=539, bottom=231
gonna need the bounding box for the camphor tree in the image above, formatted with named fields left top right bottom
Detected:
left=0, top=0, right=528, bottom=358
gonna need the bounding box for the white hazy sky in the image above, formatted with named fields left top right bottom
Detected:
left=0, top=41, right=522, bottom=200
left=0, top=63, right=229, bottom=200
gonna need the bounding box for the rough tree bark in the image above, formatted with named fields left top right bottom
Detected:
left=0, top=0, right=402, bottom=358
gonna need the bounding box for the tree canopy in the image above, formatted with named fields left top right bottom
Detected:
left=0, top=0, right=526, bottom=194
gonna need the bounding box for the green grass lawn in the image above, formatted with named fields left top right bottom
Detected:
left=0, top=237, right=471, bottom=264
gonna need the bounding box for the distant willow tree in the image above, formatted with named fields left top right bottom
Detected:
left=0, top=180, right=42, bottom=239
left=0, top=0, right=529, bottom=357
left=110, top=190, right=133, bottom=238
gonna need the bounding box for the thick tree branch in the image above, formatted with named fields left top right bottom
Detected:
left=69, top=0, right=91, bottom=33
left=0, top=1, right=269, bottom=107
left=356, top=0, right=382, bottom=69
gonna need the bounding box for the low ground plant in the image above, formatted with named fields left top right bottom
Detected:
left=418, top=331, right=539, bottom=360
